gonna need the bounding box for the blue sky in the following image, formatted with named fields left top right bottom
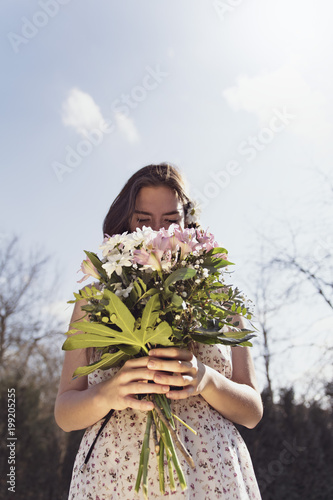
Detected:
left=1, top=0, right=332, bottom=394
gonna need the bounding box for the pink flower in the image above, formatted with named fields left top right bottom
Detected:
left=196, top=228, right=219, bottom=253
left=133, top=248, right=164, bottom=272
left=77, top=257, right=100, bottom=283
left=173, top=226, right=200, bottom=258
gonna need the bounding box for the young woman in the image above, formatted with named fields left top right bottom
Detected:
left=55, top=163, right=263, bottom=499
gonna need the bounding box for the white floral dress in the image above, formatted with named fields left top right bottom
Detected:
left=68, top=344, right=262, bottom=499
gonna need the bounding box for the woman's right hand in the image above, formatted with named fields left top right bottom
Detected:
left=97, top=356, right=171, bottom=412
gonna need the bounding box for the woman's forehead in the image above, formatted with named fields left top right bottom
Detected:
left=135, top=186, right=183, bottom=212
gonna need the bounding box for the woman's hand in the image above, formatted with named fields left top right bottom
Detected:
left=100, top=356, right=172, bottom=412
left=146, top=347, right=209, bottom=400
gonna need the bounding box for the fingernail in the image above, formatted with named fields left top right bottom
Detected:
left=147, top=360, right=155, bottom=368
left=149, top=350, right=155, bottom=356
left=162, top=386, right=169, bottom=391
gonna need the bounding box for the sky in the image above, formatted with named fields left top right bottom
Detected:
left=1, top=0, right=332, bottom=396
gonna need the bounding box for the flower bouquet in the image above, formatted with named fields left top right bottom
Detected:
left=62, top=224, right=255, bottom=498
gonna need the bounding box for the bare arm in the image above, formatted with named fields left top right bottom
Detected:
left=199, top=346, right=263, bottom=428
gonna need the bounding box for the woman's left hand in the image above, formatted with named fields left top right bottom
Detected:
left=147, top=347, right=209, bottom=400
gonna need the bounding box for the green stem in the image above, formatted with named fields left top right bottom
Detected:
left=142, top=345, right=149, bottom=355
left=152, top=397, right=195, bottom=469
left=171, top=413, right=197, bottom=435
left=166, top=445, right=176, bottom=491
left=158, top=438, right=165, bottom=494
left=135, top=411, right=152, bottom=498
left=154, top=393, right=174, bottom=423
left=162, top=421, right=187, bottom=491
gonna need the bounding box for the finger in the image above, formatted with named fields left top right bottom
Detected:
left=166, top=385, right=195, bottom=400
left=123, top=396, right=155, bottom=412
left=118, top=367, right=158, bottom=384
left=153, top=372, right=193, bottom=387
left=147, top=358, right=193, bottom=374
left=121, top=381, right=170, bottom=396
left=123, top=356, right=150, bottom=368
left=148, top=348, right=193, bottom=362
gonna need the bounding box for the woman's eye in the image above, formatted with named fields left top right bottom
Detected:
left=137, top=218, right=150, bottom=223
left=165, top=219, right=179, bottom=224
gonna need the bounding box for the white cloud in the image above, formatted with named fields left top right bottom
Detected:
left=222, top=65, right=333, bottom=145
left=61, top=88, right=106, bottom=136
left=61, top=88, right=140, bottom=145
left=114, top=111, right=140, bottom=144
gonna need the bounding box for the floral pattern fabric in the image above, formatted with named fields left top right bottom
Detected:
left=68, top=344, right=262, bottom=499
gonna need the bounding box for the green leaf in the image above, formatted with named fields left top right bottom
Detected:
left=141, top=294, right=160, bottom=333
left=222, top=329, right=254, bottom=340
left=68, top=321, right=117, bottom=337
left=190, top=332, right=255, bottom=346
left=137, top=277, right=147, bottom=293
left=210, top=246, right=228, bottom=256
left=171, top=293, right=183, bottom=307
left=73, top=351, right=128, bottom=377
left=164, top=267, right=196, bottom=289
left=103, top=289, right=136, bottom=336
left=118, top=344, right=141, bottom=356
left=62, top=333, right=118, bottom=350
left=136, top=287, right=159, bottom=304
left=144, top=321, right=174, bottom=346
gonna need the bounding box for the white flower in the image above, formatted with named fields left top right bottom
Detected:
left=100, top=232, right=128, bottom=257
left=186, top=200, right=201, bottom=225
left=113, top=282, right=134, bottom=298
left=161, top=260, right=173, bottom=272
left=121, top=230, right=145, bottom=251
left=102, top=252, right=132, bottom=277
left=202, top=268, right=209, bottom=278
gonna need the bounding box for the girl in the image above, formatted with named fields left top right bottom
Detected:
left=55, top=163, right=263, bottom=499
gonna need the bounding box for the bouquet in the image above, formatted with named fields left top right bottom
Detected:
left=62, top=224, right=255, bottom=498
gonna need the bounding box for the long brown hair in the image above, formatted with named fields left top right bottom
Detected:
left=103, top=163, right=192, bottom=236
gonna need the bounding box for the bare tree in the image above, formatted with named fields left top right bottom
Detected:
left=242, top=168, right=333, bottom=402
left=0, top=236, right=63, bottom=382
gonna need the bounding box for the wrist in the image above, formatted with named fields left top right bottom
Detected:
left=94, top=378, right=116, bottom=413
left=197, top=363, right=220, bottom=398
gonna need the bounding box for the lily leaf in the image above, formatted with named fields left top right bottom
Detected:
left=104, top=290, right=135, bottom=338
left=164, top=267, right=196, bottom=289
left=141, top=294, right=160, bottom=333
left=190, top=332, right=255, bottom=346
left=68, top=321, right=118, bottom=337
left=73, top=351, right=128, bottom=377
left=63, top=333, right=119, bottom=350
left=143, top=321, right=174, bottom=346
left=171, top=293, right=183, bottom=307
